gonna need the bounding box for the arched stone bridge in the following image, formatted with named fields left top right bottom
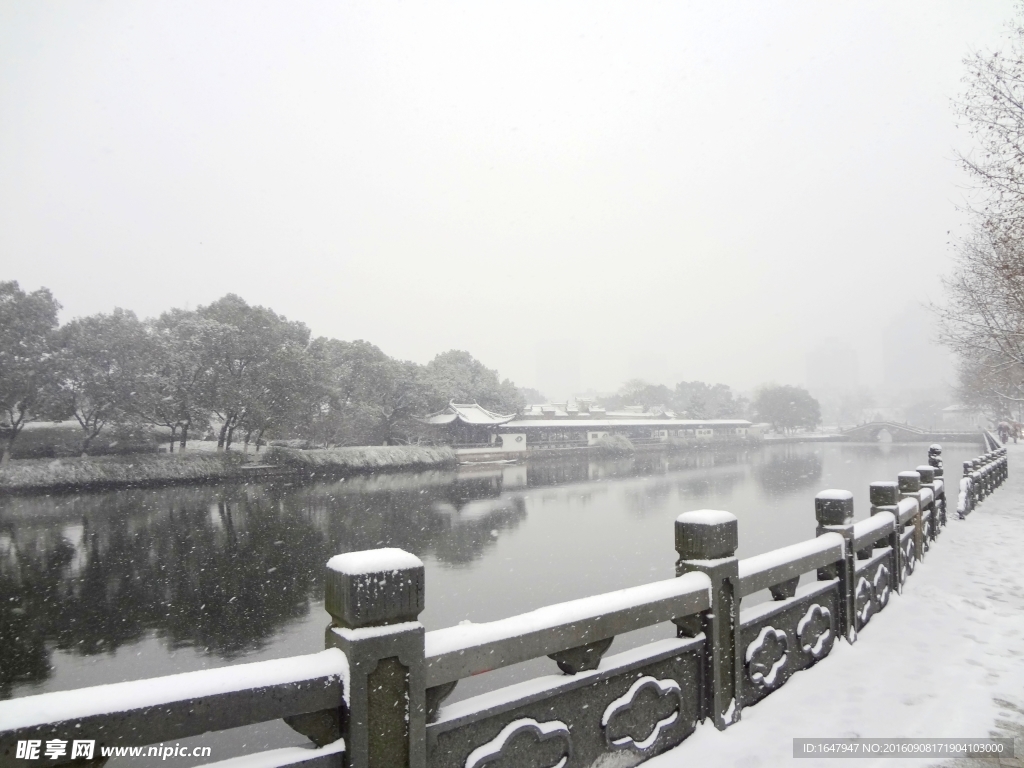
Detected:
left=840, top=421, right=983, bottom=444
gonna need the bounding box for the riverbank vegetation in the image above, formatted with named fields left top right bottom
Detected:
left=0, top=452, right=248, bottom=493
left=752, top=385, right=822, bottom=433
left=591, top=434, right=636, bottom=456
left=0, top=287, right=525, bottom=463
left=0, top=445, right=461, bottom=492
left=263, top=445, right=457, bottom=475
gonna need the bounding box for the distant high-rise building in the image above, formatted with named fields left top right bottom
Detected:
left=881, top=306, right=951, bottom=392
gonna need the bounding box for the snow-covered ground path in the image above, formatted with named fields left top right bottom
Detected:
left=649, top=443, right=1024, bottom=768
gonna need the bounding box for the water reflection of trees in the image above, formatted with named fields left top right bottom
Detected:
left=0, top=472, right=529, bottom=697
left=0, top=447, right=769, bottom=697
left=752, top=448, right=824, bottom=497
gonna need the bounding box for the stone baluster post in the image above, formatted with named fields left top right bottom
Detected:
left=915, top=465, right=938, bottom=542
left=928, top=445, right=947, bottom=527
left=963, top=460, right=975, bottom=516
left=324, top=549, right=427, bottom=768
left=814, top=491, right=856, bottom=642
left=898, top=471, right=924, bottom=564
left=675, top=510, right=741, bottom=730
left=928, top=444, right=943, bottom=478
left=870, top=481, right=902, bottom=594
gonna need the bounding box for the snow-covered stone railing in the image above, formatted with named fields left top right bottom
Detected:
left=0, top=650, right=348, bottom=768
left=958, top=446, right=1008, bottom=518
left=0, top=446, right=1010, bottom=768
left=424, top=574, right=712, bottom=687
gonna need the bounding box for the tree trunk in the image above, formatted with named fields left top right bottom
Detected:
left=217, top=420, right=230, bottom=451
left=168, top=425, right=177, bottom=453
left=226, top=425, right=236, bottom=451
left=81, top=428, right=96, bottom=457
left=0, top=437, right=13, bottom=466
left=180, top=422, right=189, bottom=451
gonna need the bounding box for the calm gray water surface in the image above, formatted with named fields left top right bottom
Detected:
left=0, top=441, right=980, bottom=762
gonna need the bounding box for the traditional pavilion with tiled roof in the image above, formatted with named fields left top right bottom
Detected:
left=419, top=402, right=517, bottom=445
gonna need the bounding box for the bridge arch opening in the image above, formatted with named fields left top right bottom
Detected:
left=876, top=428, right=893, bottom=443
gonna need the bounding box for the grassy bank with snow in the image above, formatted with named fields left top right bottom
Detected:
left=0, top=445, right=458, bottom=493
left=0, top=452, right=249, bottom=493
left=263, top=445, right=458, bottom=475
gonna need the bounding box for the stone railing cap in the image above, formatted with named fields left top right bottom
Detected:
left=327, top=548, right=424, bottom=575
left=676, top=509, right=737, bottom=525
left=815, top=489, right=853, bottom=501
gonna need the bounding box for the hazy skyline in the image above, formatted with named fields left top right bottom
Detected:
left=0, top=1, right=1014, bottom=395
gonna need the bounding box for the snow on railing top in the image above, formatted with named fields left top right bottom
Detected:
left=0, top=648, right=348, bottom=731
left=852, top=511, right=895, bottom=550
left=677, top=509, right=737, bottom=525
left=896, top=496, right=919, bottom=524
left=423, top=573, right=712, bottom=686
left=327, top=548, right=423, bottom=575
left=815, top=489, right=853, bottom=501
left=736, top=533, right=844, bottom=598
left=426, top=573, right=711, bottom=658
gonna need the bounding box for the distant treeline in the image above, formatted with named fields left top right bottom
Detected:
left=0, top=282, right=821, bottom=464
left=602, top=378, right=820, bottom=433
left=602, top=378, right=747, bottom=419
left=0, top=283, right=524, bottom=462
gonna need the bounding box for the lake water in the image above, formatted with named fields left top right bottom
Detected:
left=0, top=440, right=982, bottom=763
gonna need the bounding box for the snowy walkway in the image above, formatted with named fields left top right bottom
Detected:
left=649, top=443, right=1024, bottom=768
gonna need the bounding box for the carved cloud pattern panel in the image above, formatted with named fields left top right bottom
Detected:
left=745, top=626, right=789, bottom=689
left=601, top=675, right=684, bottom=752
left=463, top=718, right=572, bottom=768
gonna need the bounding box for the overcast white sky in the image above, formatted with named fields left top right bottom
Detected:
left=0, top=1, right=1016, bottom=396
